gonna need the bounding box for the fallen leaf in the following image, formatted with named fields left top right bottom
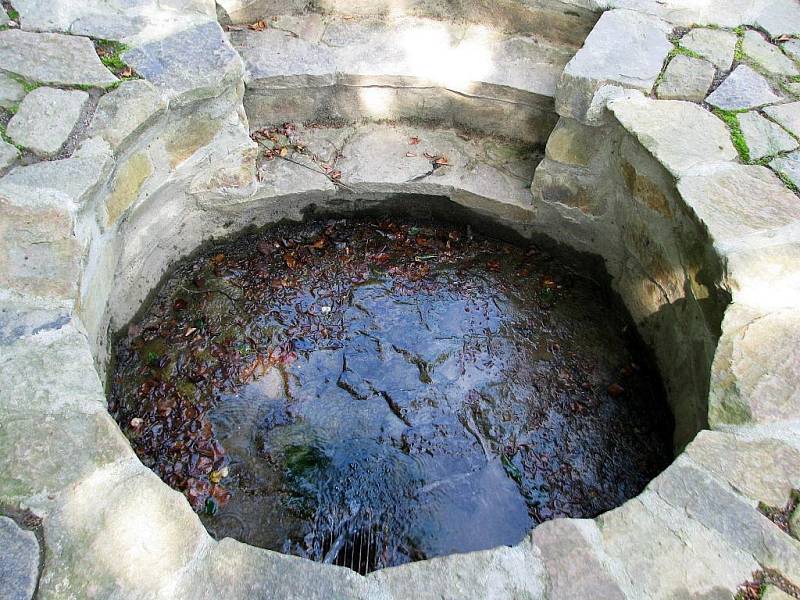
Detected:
left=249, top=19, right=268, bottom=31
left=608, top=383, right=625, bottom=398
left=405, top=152, right=417, bottom=157
left=409, top=136, right=421, bottom=145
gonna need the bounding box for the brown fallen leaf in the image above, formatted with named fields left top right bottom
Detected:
left=409, top=136, right=421, bottom=145
left=249, top=19, right=268, bottom=31
left=608, top=383, right=625, bottom=398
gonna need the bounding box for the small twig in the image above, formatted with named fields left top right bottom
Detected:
left=279, top=155, right=357, bottom=192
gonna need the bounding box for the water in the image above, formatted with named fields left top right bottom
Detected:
left=109, top=218, right=673, bottom=573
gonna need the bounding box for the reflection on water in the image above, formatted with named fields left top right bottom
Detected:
left=110, top=219, right=673, bottom=573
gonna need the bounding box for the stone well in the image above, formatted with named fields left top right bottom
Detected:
left=1, top=0, right=800, bottom=598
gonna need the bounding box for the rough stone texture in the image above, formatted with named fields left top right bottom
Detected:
left=596, top=492, right=758, bottom=599
left=544, top=117, right=604, bottom=167
left=609, top=96, right=737, bottom=178
left=87, top=79, right=167, bottom=153
left=0, top=141, right=113, bottom=207
left=234, top=15, right=571, bottom=143
left=739, top=111, right=798, bottom=161
left=0, top=72, right=25, bottom=109
left=123, top=21, right=243, bottom=106
left=680, top=27, right=737, bottom=71
left=0, top=195, right=81, bottom=302
left=38, top=465, right=209, bottom=599
left=763, top=586, right=795, bottom=600
left=651, top=458, right=800, bottom=582
left=104, top=152, right=153, bottom=227
left=0, top=140, right=18, bottom=175
left=175, top=537, right=373, bottom=600
left=684, top=430, right=800, bottom=506
left=531, top=520, right=625, bottom=599
left=771, top=150, right=800, bottom=188
left=0, top=29, right=117, bottom=87
left=1, top=0, right=800, bottom=597
left=677, top=163, right=800, bottom=251
left=744, top=30, right=799, bottom=77
left=0, top=516, right=39, bottom=600
left=555, top=9, right=672, bottom=124
left=710, top=306, right=800, bottom=426
left=6, top=87, right=88, bottom=158
left=217, top=0, right=309, bottom=24
left=765, top=102, right=800, bottom=138
left=368, top=541, right=547, bottom=599
left=784, top=39, right=800, bottom=63
left=706, top=65, right=784, bottom=111
left=656, top=55, right=715, bottom=102
left=755, top=0, right=800, bottom=38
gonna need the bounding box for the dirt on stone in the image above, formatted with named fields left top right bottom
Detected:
left=109, top=217, right=674, bottom=574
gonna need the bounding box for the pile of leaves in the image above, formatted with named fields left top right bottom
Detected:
left=110, top=219, right=514, bottom=513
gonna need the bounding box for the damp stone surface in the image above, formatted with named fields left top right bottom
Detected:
left=2, top=0, right=800, bottom=598
left=109, top=219, right=672, bottom=573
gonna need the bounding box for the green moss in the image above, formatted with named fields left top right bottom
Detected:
left=0, top=122, right=24, bottom=152
left=776, top=170, right=800, bottom=194
left=6, top=6, right=19, bottom=21
left=670, top=45, right=703, bottom=60
left=713, top=108, right=750, bottom=162
left=95, top=39, right=128, bottom=68
left=6, top=73, right=39, bottom=94
left=733, top=26, right=746, bottom=62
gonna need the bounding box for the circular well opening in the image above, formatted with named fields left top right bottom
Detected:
left=107, top=203, right=674, bottom=575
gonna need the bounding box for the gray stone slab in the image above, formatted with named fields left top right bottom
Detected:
left=555, top=8, right=672, bottom=124
left=236, top=15, right=572, bottom=100
left=0, top=29, right=117, bottom=87
left=739, top=110, right=798, bottom=160
left=6, top=87, right=88, bottom=158
left=123, top=21, right=243, bottom=106
left=710, top=306, right=800, bottom=426
left=0, top=139, right=18, bottom=175
left=783, top=39, right=800, bottom=63
left=684, top=430, right=800, bottom=506
left=87, top=79, right=166, bottom=152
left=743, top=30, right=799, bottom=77
left=681, top=27, right=737, bottom=71
left=531, top=520, right=625, bottom=600
left=677, top=163, right=800, bottom=251
left=755, top=0, right=800, bottom=38
left=765, top=101, right=800, bottom=137
left=0, top=140, right=113, bottom=206
left=656, top=55, right=715, bottom=102
left=763, top=586, right=795, bottom=600
left=706, top=65, right=783, bottom=111
left=771, top=149, right=800, bottom=188
left=0, top=73, right=25, bottom=109
left=0, top=516, right=39, bottom=600
left=609, top=96, right=737, bottom=178
left=652, top=458, right=800, bottom=581
left=597, top=493, right=757, bottom=599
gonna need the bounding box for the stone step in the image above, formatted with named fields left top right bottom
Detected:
left=249, top=121, right=540, bottom=224
left=231, top=15, right=577, bottom=144
left=218, top=0, right=598, bottom=47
